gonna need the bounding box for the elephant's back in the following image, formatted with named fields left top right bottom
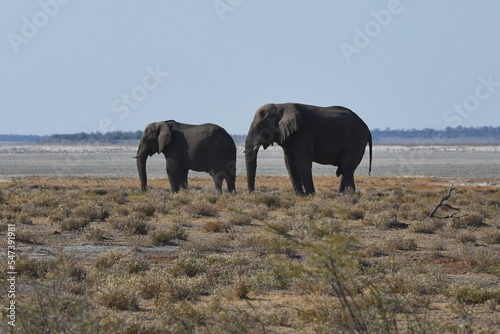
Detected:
left=182, top=123, right=236, bottom=153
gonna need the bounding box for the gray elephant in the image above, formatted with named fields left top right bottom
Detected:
left=245, top=103, right=372, bottom=194
left=136, top=120, right=236, bottom=192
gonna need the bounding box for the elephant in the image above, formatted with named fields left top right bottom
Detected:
left=245, top=103, right=372, bottom=194
left=136, top=120, right=236, bottom=193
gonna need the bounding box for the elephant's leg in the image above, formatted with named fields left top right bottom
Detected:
left=339, top=168, right=356, bottom=192
left=284, top=154, right=304, bottom=194
left=296, top=159, right=315, bottom=195
left=225, top=160, right=236, bottom=193
left=166, top=161, right=181, bottom=193
left=180, top=167, right=189, bottom=189
left=226, top=173, right=236, bottom=193
left=211, top=171, right=224, bottom=193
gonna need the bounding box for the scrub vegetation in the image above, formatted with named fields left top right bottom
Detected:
left=0, top=176, right=498, bottom=333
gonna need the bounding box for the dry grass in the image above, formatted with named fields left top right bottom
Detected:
left=0, top=175, right=499, bottom=333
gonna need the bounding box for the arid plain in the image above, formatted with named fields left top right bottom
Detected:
left=1, top=175, right=499, bottom=333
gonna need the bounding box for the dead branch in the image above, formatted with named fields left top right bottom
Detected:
left=429, top=184, right=461, bottom=218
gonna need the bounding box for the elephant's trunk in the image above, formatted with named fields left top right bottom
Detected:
left=245, top=139, right=259, bottom=193
left=136, top=154, right=148, bottom=191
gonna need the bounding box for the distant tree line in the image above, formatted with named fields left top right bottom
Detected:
left=46, top=131, right=143, bottom=143
left=371, top=126, right=500, bottom=144
left=0, top=126, right=499, bottom=144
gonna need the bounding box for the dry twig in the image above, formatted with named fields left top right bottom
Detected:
left=429, top=184, right=461, bottom=218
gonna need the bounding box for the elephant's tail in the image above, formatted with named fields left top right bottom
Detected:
left=368, top=133, right=372, bottom=176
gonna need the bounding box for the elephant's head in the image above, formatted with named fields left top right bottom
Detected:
left=244, top=103, right=303, bottom=192
left=135, top=121, right=172, bottom=191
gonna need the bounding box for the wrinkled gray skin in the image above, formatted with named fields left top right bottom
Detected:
left=245, top=103, right=372, bottom=194
left=136, top=120, right=236, bottom=193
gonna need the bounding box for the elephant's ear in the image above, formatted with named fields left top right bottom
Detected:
left=157, top=122, right=172, bottom=153
left=278, top=105, right=303, bottom=144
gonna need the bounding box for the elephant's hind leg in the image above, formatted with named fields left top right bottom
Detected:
left=339, top=169, right=356, bottom=193
left=226, top=173, right=236, bottom=193
left=210, top=170, right=225, bottom=193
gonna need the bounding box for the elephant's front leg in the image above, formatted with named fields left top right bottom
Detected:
left=180, top=167, right=189, bottom=190
left=284, top=153, right=304, bottom=195
left=297, top=161, right=315, bottom=195
left=166, top=159, right=181, bottom=192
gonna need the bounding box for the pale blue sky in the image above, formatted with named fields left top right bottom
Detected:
left=1, top=1, right=499, bottom=135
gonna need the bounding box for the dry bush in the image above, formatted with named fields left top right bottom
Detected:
left=150, top=224, right=187, bottom=245
left=171, top=255, right=208, bottom=278
left=226, top=213, right=252, bottom=226
left=14, top=228, right=38, bottom=244
left=370, top=210, right=399, bottom=230
left=94, top=275, right=140, bottom=311
left=83, top=226, right=105, bottom=241
left=451, top=244, right=500, bottom=275
left=108, top=212, right=149, bottom=235
left=386, top=235, right=418, bottom=251
left=6, top=278, right=99, bottom=333
left=60, top=217, right=90, bottom=231
left=456, top=231, right=477, bottom=245
left=16, top=255, right=59, bottom=279
left=203, top=218, right=232, bottom=233
left=139, top=271, right=168, bottom=300
left=133, top=202, right=156, bottom=217
left=481, top=230, right=500, bottom=245
left=108, top=189, right=128, bottom=204
left=448, top=284, right=500, bottom=305
left=408, top=219, right=445, bottom=234
left=93, top=250, right=149, bottom=274
left=185, top=201, right=218, bottom=217
left=242, top=232, right=297, bottom=257
left=183, top=234, right=232, bottom=254
left=389, top=267, right=445, bottom=296
left=338, top=207, right=365, bottom=220
left=72, top=201, right=110, bottom=222
left=450, top=211, right=485, bottom=228
left=251, top=192, right=282, bottom=208
left=164, top=275, right=207, bottom=302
